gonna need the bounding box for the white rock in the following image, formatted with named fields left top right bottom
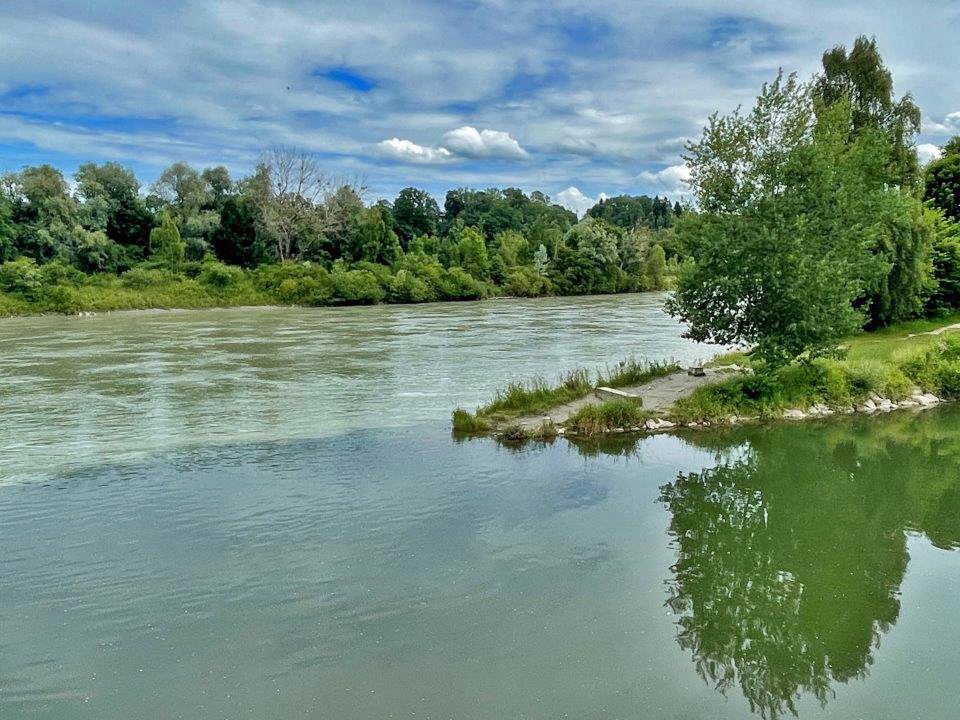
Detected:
left=557, top=427, right=566, bottom=435
left=644, top=419, right=658, bottom=431
left=783, top=409, right=806, bottom=420
left=659, top=420, right=676, bottom=429
left=917, top=393, right=940, bottom=406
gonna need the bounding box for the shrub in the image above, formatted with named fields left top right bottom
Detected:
left=331, top=268, right=386, bottom=304
left=121, top=267, right=180, bottom=290
left=199, top=260, right=244, bottom=289
left=504, top=266, right=551, bottom=297
left=0, top=257, right=42, bottom=297
left=42, top=284, right=82, bottom=314
left=389, top=269, right=436, bottom=303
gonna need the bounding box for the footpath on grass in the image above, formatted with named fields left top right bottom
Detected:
left=452, top=314, right=960, bottom=442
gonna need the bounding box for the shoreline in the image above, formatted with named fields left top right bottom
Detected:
left=0, top=290, right=667, bottom=321
left=455, top=315, right=960, bottom=443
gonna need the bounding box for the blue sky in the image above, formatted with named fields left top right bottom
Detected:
left=1, top=0, right=958, bottom=215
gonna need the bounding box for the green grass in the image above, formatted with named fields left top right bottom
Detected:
left=566, top=399, right=651, bottom=437
left=596, top=358, right=679, bottom=388
left=672, top=327, right=960, bottom=424
left=475, top=368, right=593, bottom=420
left=451, top=408, right=491, bottom=434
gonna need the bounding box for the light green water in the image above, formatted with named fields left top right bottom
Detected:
left=2, top=295, right=959, bottom=719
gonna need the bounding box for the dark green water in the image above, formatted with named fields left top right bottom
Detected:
left=2, top=296, right=959, bottom=719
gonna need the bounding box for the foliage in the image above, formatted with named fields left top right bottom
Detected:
left=149, top=211, right=186, bottom=266
left=672, top=68, right=934, bottom=365
left=813, top=35, right=921, bottom=189
left=451, top=408, right=491, bottom=434
left=925, top=141, right=960, bottom=221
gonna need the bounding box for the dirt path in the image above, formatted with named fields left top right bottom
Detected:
left=909, top=322, right=960, bottom=337
left=514, top=365, right=745, bottom=430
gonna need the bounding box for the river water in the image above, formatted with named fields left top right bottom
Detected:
left=2, top=294, right=959, bottom=719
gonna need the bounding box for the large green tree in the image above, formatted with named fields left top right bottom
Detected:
left=392, top=187, right=440, bottom=247
left=925, top=137, right=960, bottom=221
left=813, top=35, right=922, bottom=189
left=670, top=74, right=884, bottom=365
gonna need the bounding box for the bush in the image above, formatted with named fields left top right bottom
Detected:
left=389, top=269, right=436, bottom=303
left=121, top=267, right=180, bottom=290
left=0, top=257, right=42, bottom=297
left=199, top=259, right=244, bottom=289
left=505, top=266, right=551, bottom=297
left=39, top=259, right=84, bottom=287
left=42, top=284, right=82, bottom=314
left=331, top=268, right=386, bottom=304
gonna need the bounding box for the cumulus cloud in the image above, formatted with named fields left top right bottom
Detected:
left=638, top=163, right=691, bottom=196
left=440, top=126, right=528, bottom=159
left=924, top=112, right=960, bottom=135
left=916, top=143, right=943, bottom=166
left=375, top=137, right=453, bottom=164
left=555, top=186, right=608, bottom=218
left=375, top=126, right=527, bottom=165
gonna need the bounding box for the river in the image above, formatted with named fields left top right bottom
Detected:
left=2, top=293, right=959, bottom=719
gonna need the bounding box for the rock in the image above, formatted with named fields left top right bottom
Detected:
left=556, top=427, right=566, bottom=435
left=728, top=415, right=739, bottom=425
left=612, top=427, right=624, bottom=433
left=898, top=399, right=919, bottom=408
left=841, top=406, right=855, bottom=414
left=878, top=398, right=896, bottom=410
left=659, top=420, right=676, bottom=429
left=644, top=419, right=658, bottom=431
left=921, top=393, right=941, bottom=405
left=861, top=399, right=877, bottom=412
left=783, top=409, right=806, bottom=420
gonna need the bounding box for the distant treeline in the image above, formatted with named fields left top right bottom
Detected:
left=0, top=154, right=683, bottom=313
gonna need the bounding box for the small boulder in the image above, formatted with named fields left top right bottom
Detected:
left=783, top=409, right=806, bottom=420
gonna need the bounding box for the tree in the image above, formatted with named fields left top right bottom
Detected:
left=925, top=138, right=960, bottom=221
left=151, top=162, right=208, bottom=217
left=201, top=166, right=233, bottom=208
left=643, top=244, right=667, bottom=290
left=255, top=147, right=337, bottom=262
left=348, top=206, right=402, bottom=265
left=455, top=226, right=489, bottom=280
left=150, top=211, right=185, bottom=266
left=813, top=35, right=921, bottom=188
left=75, top=162, right=152, bottom=252
left=670, top=73, right=878, bottom=365
left=392, top=187, right=439, bottom=247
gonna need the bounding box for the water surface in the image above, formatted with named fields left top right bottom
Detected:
left=2, top=295, right=959, bottom=719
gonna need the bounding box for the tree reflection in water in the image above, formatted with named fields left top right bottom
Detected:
left=656, top=410, right=960, bottom=718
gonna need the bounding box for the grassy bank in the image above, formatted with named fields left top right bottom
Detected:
left=673, top=316, right=960, bottom=423
left=451, top=359, right=677, bottom=434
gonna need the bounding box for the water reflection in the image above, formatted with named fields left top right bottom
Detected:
left=653, top=411, right=960, bottom=717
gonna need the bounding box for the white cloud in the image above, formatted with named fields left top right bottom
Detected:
left=916, top=143, right=943, bottom=166
left=923, top=112, right=960, bottom=135
left=555, top=186, right=608, bottom=218
left=374, top=137, right=453, bottom=164
left=638, top=163, right=691, bottom=195
left=440, top=126, right=528, bottom=160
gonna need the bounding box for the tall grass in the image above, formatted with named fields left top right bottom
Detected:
left=596, top=358, right=679, bottom=388
left=477, top=368, right=592, bottom=419
left=566, top=399, right=650, bottom=436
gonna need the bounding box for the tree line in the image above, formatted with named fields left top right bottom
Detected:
left=670, top=35, right=960, bottom=366
left=0, top=152, right=680, bottom=312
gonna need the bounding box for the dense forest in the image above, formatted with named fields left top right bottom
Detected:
left=0, top=152, right=680, bottom=314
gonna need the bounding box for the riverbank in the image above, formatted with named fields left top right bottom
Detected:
left=0, top=261, right=673, bottom=318
left=453, top=314, right=960, bottom=440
